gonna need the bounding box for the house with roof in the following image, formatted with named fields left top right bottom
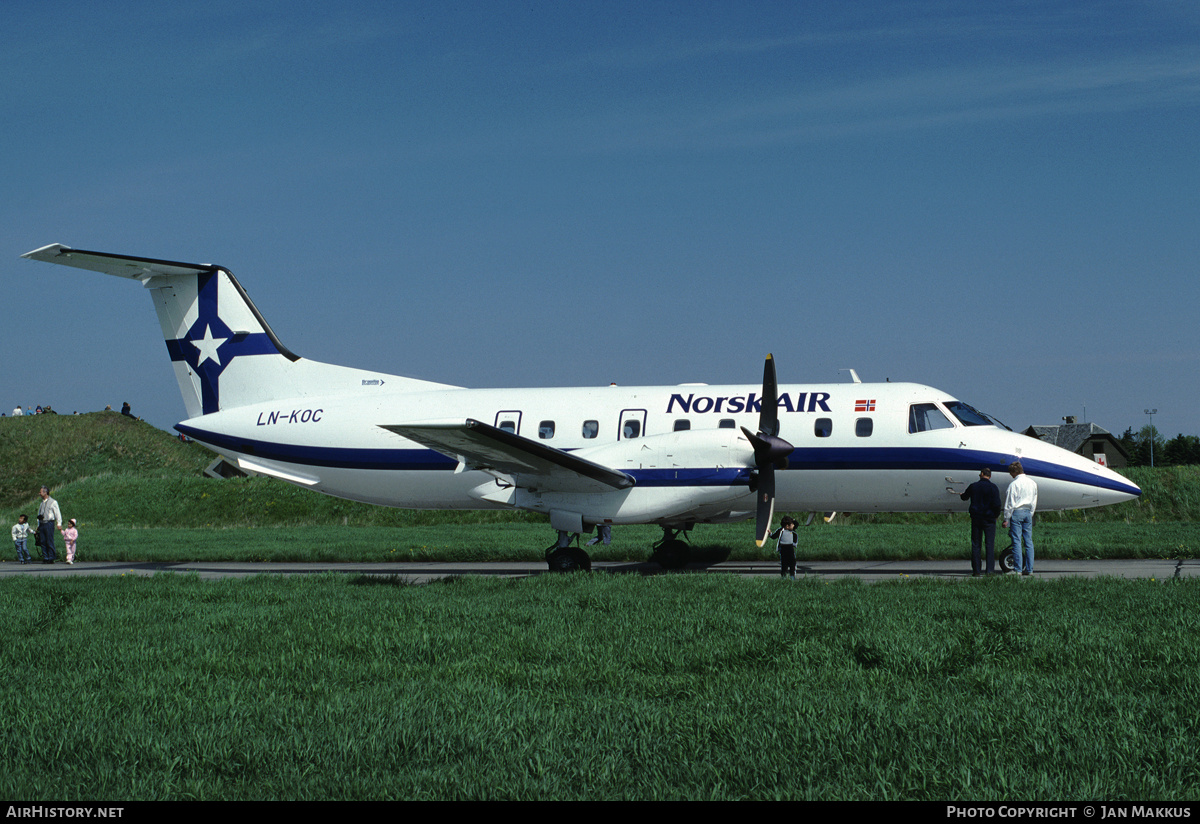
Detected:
left=1021, top=417, right=1130, bottom=468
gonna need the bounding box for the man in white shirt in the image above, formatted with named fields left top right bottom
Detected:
left=37, top=485, right=63, bottom=564
left=12, top=405, right=22, bottom=416
left=1003, top=461, right=1038, bottom=576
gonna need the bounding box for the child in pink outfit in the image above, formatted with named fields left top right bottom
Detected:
left=63, top=519, right=79, bottom=564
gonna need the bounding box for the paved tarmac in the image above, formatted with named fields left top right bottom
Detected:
left=2, top=558, right=1197, bottom=583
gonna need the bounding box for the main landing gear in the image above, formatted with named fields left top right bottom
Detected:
left=649, top=527, right=690, bottom=570
left=545, top=531, right=592, bottom=572
left=544, top=526, right=692, bottom=572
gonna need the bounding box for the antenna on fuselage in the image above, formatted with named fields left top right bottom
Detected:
left=840, top=368, right=862, bottom=384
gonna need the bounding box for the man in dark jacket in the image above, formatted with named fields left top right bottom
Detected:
left=960, top=467, right=1002, bottom=576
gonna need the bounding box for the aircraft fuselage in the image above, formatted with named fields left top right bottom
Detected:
left=178, top=379, right=1139, bottom=527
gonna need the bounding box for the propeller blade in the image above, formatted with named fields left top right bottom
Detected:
left=759, top=353, right=779, bottom=437
left=746, top=354, right=793, bottom=547
left=754, top=465, right=776, bottom=546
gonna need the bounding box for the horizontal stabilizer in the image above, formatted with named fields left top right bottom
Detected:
left=22, top=244, right=216, bottom=280
left=382, top=418, right=635, bottom=494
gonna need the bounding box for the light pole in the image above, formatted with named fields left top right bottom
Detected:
left=1145, top=408, right=1158, bottom=467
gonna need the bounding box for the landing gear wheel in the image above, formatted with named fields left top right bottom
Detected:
left=998, top=545, right=1016, bottom=574
left=547, top=547, right=592, bottom=572
left=651, top=538, right=690, bottom=570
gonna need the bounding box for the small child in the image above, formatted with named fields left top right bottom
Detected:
left=12, top=514, right=33, bottom=564
left=769, top=516, right=799, bottom=579
left=62, top=518, right=79, bottom=565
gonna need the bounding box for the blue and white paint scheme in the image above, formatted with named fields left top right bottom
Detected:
left=24, top=244, right=1141, bottom=568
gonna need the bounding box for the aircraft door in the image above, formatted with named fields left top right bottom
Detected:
left=619, top=409, right=647, bottom=440
left=495, top=410, right=522, bottom=435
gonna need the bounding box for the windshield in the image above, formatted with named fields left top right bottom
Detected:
left=943, top=400, right=1010, bottom=430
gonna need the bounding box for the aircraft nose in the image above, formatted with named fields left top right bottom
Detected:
left=1096, top=466, right=1141, bottom=504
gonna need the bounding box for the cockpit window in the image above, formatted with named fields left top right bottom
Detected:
left=908, top=403, right=954, bottom=434
left=943, top=400, right=999, bottom=428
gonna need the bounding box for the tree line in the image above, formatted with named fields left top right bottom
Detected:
left=1118, top=426, right=1200, bottom=467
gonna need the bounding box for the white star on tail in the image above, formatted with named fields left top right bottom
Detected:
left=191, top=324, right=228, bottom=366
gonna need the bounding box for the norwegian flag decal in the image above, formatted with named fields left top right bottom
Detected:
left=855, top=399, right=876, bottom=412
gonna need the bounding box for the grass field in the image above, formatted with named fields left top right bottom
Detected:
left=13, top=519, right=1198, bottom=566
left=3, top=573, right=1198, bottom=801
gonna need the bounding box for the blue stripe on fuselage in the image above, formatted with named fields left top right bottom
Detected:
left=176, top=424, right=458, bottom=471
left=175, top=425, right=1139, bottom=496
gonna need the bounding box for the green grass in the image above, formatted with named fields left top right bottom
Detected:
left=31, top=520, right=1200, bottom=565
left=2, top=573, right=1198, bottom=800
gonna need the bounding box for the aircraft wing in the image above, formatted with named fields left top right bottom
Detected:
left=381, top=419, right=634, bottom=494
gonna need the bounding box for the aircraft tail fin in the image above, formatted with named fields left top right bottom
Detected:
left=23, top=244, right=449, bottom=417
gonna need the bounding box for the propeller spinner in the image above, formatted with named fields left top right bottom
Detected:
left=741, top=354, right=795, bottom=546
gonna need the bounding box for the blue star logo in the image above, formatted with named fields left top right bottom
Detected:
left=165, top=271, right=280, bottom=414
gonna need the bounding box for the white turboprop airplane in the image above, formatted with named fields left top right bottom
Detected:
left=24, top=244, right=1141, bottom=571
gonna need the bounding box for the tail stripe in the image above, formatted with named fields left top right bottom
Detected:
left=163, top=271, right=283, bottom=414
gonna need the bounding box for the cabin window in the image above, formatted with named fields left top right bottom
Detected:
left=499, top=421, right=516, bottom=434
left=538, top=421, right=555, bottom=439
left=719, top=419, right=736, bottom=429
left=856, top=418, right=873, bottom=437
left=581, top=420, right=598, bottom=439
left=909, top=403, right=954, bottom=434
left=673, top=419, right=690, bottom=432
left=814, top=418, right=832, bottom=438
left=619, top=409, right=647, bottom=440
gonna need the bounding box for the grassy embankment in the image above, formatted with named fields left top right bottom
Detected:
left=2, top=411, right=1196, bottom=563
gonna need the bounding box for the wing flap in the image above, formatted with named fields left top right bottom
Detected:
left=381, top=418, right=634, bottom=494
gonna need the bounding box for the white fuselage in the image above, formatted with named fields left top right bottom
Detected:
left=178, top=379, right=1140, bottom=528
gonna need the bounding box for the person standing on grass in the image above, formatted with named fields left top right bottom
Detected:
left=959, top=467, right=1002, bottom=576
left=12, top=514, right=34, bottom=564
left=769, top=516, right=800, bottom=579
left=586, top=524, right=612, bottom=547
left=36, top=485, right=63, bottom=564
left=62, top=518, right=79, bottom=565
left=1003, top=461, right=1038, bottom=576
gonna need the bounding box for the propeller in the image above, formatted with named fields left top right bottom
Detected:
left=741, top=354, right=795, bottom=546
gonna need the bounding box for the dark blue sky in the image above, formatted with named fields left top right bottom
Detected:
left=5, top=1, right=1198, bottom=439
